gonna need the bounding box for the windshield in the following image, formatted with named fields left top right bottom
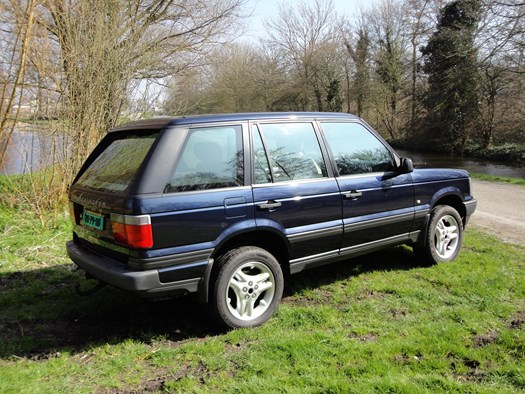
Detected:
left=75, top=132, right=158, bottom=193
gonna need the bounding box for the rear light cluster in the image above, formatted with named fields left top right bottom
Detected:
left=111, top=214, right=153, bottom=249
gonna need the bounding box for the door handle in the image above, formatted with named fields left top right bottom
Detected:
left=257, top=200, right=282, bottom=210
left=344, top=191, right=363, bottom=199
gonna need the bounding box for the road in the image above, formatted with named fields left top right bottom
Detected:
left=469, top=180, right=525, bottom=245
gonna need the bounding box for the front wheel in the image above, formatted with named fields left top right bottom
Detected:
left=415, top=205, right=464, bottom=265
left=211, top=246, right=284, bottom=329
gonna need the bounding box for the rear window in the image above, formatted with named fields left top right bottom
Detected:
left=75, top=133, right=157, bottom=192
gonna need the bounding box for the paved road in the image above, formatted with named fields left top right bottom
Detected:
left=469, top=180, right=525, bottom=245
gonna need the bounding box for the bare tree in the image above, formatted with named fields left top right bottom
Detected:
left=475, top=1, right=525, bottom=147
left=0, top=0, right=248, bottom=219
left=363, top=0, right=412, bottom=139
left=404, top=0, right=446, bottom=131
left=0, top=0, right=36, bottom=164
left=265, top=0, right=344, bottom=111
left=27, top=0, right=247, bottom=177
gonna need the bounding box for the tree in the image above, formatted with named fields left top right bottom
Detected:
left=163, top=43, right=288, bottom=114
left=405, top=0, right=445, bottom=131
left=365, top=0, right=411, bottom=139
left=0, top=0, right=36, bottom=164
left=5, top=0, right=247, bottom=177
left=265, top=0, right=344, bottom=111
left=422, top=0, right=482, bottom=154
left=475, top=0, right=525, bottom=147
left=344, top=27, right=371, bottom=117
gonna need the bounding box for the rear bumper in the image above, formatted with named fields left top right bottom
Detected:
left=66, top=240, right=205, bottom=297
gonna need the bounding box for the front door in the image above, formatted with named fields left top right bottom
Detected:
left=319, top=121, right=415, bottom=252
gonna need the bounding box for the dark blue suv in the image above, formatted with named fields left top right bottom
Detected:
left=66, top=112, right=476, bottom=328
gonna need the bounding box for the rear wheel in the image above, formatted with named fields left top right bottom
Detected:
left=211, top=246, right=284, bottom=328
left=415, top=205, right=463, bottom=264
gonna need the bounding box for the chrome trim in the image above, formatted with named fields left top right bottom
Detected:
left=290, top=249, right=339, bottom=266
left=340, top=233, right=410, bottom=255
left=252, top=177, right=337, bottom=188
left=344, top=212, right=414, bottom=232
left=287, top=225, right=343, bottom=243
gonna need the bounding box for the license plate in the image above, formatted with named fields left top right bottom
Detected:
left=82, top=211, right=105, bottom=231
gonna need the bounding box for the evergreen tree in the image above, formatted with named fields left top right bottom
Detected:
left=351, top=29, right=371, bottom=117
left=422, top=0, right=482, bottom=154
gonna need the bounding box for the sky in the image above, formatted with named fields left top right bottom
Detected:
left=242, top=0, right=378, bottom=41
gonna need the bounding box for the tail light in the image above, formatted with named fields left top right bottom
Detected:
left=111, top=214, right=153, bottom=249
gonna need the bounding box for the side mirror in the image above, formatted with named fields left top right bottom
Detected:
left=399, top=157, right=414, bottom=174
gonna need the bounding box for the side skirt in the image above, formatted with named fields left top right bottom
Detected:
left=289, top=232, right=420, bottom=275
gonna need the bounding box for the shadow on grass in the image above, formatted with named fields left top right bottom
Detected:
left=0, top=245, right=425, bottom=360
left=284, top=244, right=425, bottom=297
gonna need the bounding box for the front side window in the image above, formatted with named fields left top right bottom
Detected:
left=76, top=133, right=157, bottom=193
left=321, top=122, right=394, bottom=176
left=256, top=122, right=327, bottom=183
left=166, top=125, right=243, bottom=192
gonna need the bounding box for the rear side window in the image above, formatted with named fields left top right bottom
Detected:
left=166, top=125, right=243, bottom=192
left=321, top=122, right=394, bottom=175
left=75, top=133, right=157, bottom=192
left=254, top=122, right=327, bottom=183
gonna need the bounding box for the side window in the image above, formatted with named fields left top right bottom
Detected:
left=258, top=122, right=327, bottom=183
left=165, top=125, right=243, bottom=192
left=321, top=122, right=394, bottom=175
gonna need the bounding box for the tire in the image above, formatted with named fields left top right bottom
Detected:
left=415, top=205, right=464, bottom=265
left=210, top=246, right=284, bottom=329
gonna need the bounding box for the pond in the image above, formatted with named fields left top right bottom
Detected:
left=0, top=128, right=69, bottom=175
left=396, top=149, right=525, bottom=179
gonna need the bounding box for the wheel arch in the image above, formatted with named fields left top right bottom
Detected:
left=431, top=193, right=467, bottom=225
left=213, top=229, right=290, bottom=268
left=415, top=191, right=467, bottom=249
left=197, top=229, right=290, bottom=304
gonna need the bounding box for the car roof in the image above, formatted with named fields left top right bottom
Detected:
left=110, top=112, right=360, bottom=132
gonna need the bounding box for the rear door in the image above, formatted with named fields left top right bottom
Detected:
left=251, top=121, right=342, bottom=271
left=319, top=121, right=415, bottom=252
left=153, top=123, right=252, bottom=250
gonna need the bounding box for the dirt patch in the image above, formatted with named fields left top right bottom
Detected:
left=508, top=311, right=525, bottom=330
left=473, top=330, right=499, bottom=348
left=347, top=332, right=378, bottom=342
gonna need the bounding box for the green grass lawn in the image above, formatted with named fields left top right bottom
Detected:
left=0, top=208, right=523, bottom=393
left=471, top=173, right=525, bottom=186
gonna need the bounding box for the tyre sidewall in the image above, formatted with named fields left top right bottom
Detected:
left=212, top=247, right=284, bottom=329
left=426, top=205, right=464, bottom=264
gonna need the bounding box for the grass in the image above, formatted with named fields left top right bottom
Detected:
left=471, top=172, right=525, bottom=186
left=0, top=203, right=523, bottom=393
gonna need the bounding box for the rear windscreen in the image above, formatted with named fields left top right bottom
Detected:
left=75, top=133, right=158, bottom=193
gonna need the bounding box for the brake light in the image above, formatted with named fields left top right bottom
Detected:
left=111, top=214, right=153, bottom=249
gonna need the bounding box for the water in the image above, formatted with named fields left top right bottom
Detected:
left=0, top=128, right=69, bottom=175
left=397, top=149, right=525, bottom=179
